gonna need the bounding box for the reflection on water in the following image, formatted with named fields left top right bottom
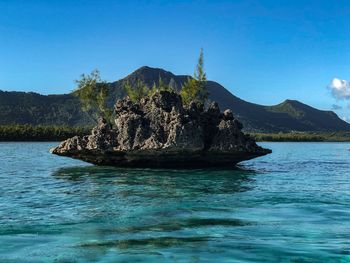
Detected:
left=80, top=236, right=212, bottom=249
left=48, top=166, right=257, bottom=260
left=1, top=142, right=350, bottom=262
left=102, top=218, right=252, bottom=234
left=52, top=165, right=256, bottom=195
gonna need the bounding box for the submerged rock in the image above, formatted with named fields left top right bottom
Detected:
left=51, top=91, right=271, bottom=168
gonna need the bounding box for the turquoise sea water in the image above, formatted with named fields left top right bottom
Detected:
left=0, top=142, right=349, bottom=262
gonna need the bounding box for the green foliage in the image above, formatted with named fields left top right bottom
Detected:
left=124, top=80, right=149, bottom=102
left=148, top=82, right=159, bottom=97
left=251, top=132, right=324, bottom=142
left=268, top=101, right=305, bottom=119
left=250, top=132, right=350, bottom=142
left=74, top=69, right=112, bottom=122
left=194, top=48, right=207, bottom=82
left=0, top=125, right=91, bottom=141
left=158, top=77, right=174, bottom=92
left=149, top=77, right=175, bottom=96
left=124, top=77, right=175, bottom=102
left=180, top=78, right=201, bottom=106
left=180, top=48, right=209, bottom=106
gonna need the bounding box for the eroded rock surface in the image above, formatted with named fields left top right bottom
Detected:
left=51, top=91, right=271, bottom=167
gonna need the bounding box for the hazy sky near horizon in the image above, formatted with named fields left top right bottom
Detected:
left=1, top=0, right=350, bottom=120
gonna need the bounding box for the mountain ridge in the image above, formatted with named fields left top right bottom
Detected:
left=0, top=66, right=349, bottom=132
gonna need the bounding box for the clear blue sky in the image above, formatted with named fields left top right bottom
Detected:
left=1, top=0, right=350, bottom=120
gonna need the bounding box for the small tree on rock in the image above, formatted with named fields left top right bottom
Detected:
left=180, top=48, right=209, bottom=106
left=74, top=69, right=113, bottom=122
left=125, top=76, right=175, bottom=100
left=124, top=79, right=149, bottom=102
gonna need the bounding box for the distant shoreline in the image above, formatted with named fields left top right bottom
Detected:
left=0, top=125, right=91, bottom=142
left=1, top=125, right=350, bottom=142
left=251, top=132, right=350, bottom=142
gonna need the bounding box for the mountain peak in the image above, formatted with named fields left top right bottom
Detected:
left=130, top=66, right=175, bottom=79
left=282, top=99, right=303, bottom=106
left=121, top=66, right=186, bottom=89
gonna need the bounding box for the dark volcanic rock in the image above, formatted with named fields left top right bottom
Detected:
left=51, top=91, right=271, bottom=168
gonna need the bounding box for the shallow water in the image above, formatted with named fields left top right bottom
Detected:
left=0, top=142, right=350, bottom=262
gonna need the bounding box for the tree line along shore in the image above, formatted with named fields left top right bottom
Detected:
left=0, top=125, right=91, bottom=141
left=0, top=124, right=350, bottom=142
left=251, top=132, right=350, bottom=142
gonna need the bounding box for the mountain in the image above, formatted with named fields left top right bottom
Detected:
left=106, top=66, right=350, bottom=132
left=1, top=66, right=349, bottom=132
left=206, top=82, right=350, bottom=131
left=0, top=91, right=91, bottom=126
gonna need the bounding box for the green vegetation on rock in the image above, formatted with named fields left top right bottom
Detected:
left=180, top=48, right=209, bottom=106
left=74, top=69, right=113, bottom=122
left=124, top=77, right=176, bottom=102
left=123, top=79, right=149, bottom=102
left=123, top=49, right=209, bottom=107
left=149, top=77, right=175, bottom=96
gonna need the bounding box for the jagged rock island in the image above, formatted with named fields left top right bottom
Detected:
left=51, top=91, right=271, bottom=168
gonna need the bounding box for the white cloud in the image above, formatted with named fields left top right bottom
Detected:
left=329, top=78, right=350, bottom=100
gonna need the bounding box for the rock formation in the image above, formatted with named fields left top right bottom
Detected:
left=51, top=91, right=271, bottom=168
